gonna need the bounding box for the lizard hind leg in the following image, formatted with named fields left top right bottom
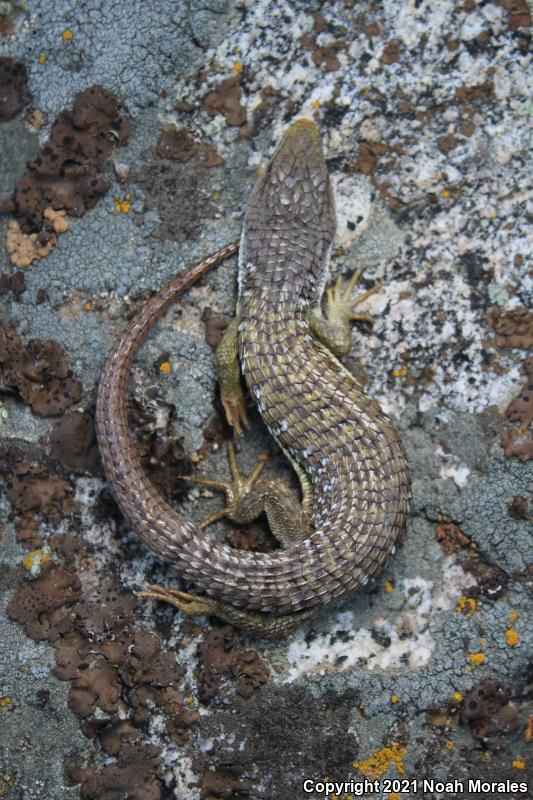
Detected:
left=136, top=584, right=315, bottom=637
left=181, top=442, right=266, bottom=530
left=183, top=443, right=311, bottom=547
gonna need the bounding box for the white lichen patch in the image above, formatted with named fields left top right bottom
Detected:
left=276, top=557, right=476, bottom=682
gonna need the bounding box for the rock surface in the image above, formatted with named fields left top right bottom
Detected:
left=0, top=1, right=531, bottom=799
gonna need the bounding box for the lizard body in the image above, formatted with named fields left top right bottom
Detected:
left=95, top=120, right=411, bottom=635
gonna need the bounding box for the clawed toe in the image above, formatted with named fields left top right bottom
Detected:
left=136, top=584, right=219, bottom=616
left=327, top=268, right=381, bottom=324
left=182, top=442, right=267, bottom=530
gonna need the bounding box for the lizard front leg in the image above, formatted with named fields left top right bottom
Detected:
left=308, top=268, right=381, bottom=357
left=215, top=317, right=249, bottom=436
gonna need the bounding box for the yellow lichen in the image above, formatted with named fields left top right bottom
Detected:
left=506, top=628, right=519, bottom=646
left=62, top=29, right=73, bottom=40
left=384, top=579, right=394, bottom=593
left=392, top=365, right=408, bottom=378
left=114, top=196, right=132, bottom=213
left=84, top=302, right=92, bottom=311
left=353, top=742, right=407, bottom=780
left=390, top=695, right=400, bottom=704
left=508, top=610, right=518, bottom=623
left=231, top=61, right=243, bottom=75
left=468, top=652, right=485, bottom=666
left=512, top=759, right=525, bottom=769
left=38, top=53, right=47, bottom=64
left=0, top=696, right=11, bottom=708
left=444, top=740, right=454, bottom=750
left=455, top=596, right=477, bottom=617
left=453, top=691, right=463, bottom=702
left=159, top=361, right=172, bottom=374
left=22, top=548, right=52, bottom=575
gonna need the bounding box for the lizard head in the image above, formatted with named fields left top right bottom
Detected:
left=239, top=119, right=337, bottom=305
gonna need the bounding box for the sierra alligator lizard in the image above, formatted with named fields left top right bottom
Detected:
left=95, top=119, right=411, bottom=636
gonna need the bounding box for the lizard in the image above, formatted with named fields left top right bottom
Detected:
left=95, top=118, right=411, bottom=636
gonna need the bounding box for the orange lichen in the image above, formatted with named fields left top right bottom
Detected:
left=159, top=361, right=172, bottom=374
left=390, top=695, right=400, bottom=704
left=62, top=30, right=73, bottom=41
left=468, top=652, right=485, bottom=666
left=512, top=759, right=525, bottom=769
left=505, top=629, right=519, bottom=646
left=509, top=610, right=518, bottom=623
left=455, top=596, right=477, bottom=617
left=114, top=196, right=132, bottom=213
left=392, top=365, right=408, bottom=378
left=353, top=741, right=407, bottom=779
left=22, top=548, right=52, bottom=575
left=384, top=579, right=394, bottom=593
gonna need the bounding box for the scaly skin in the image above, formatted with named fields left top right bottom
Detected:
left=95, top=119, right=411, bottom=634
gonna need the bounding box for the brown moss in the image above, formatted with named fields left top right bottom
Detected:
left=435, top=522, right=471, bottom=554
left=0, top=320, right=82, bottom=416
left=200, top=766, right=251, bottom=799
left=128, top=394, right=193, bottom=500
left=201, top=76, right=246, bottom=126
left=7, top=563, right=81, bottom=641
left=501, top=356, right=533, bottom=460
left=495, top=0, right=532, bottom=30
left=460, top=678, right=520, bottom=739
left=69, top=744, right=162, bottom=800
left=156, top=124, right=199, bottom=161
left=458, top=557, right=508, bottom=599
left=507, top=495, right=529, bottom=520
left=437, top=133, right=458, bottom=153
left=0, top=56, right=30, bottom=120
left=50, top=409, right=102, bottom=475
left=0, top=84, right=130, bottom=240
left=0, top=269, right=25, bottom=296
left=486, top=306, right=533, bottom=349
left=197, top=625, right=270, bottom=702
left=380, top=39, right=403, bottom=64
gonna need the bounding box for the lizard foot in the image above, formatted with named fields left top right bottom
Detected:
left=221, top=390, right=249, bottom=437
left=182, top=442, right=266, bottom=529
left=136, top=585, right=219, bottom=616
left=326, top=269, right=382, bottom=326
